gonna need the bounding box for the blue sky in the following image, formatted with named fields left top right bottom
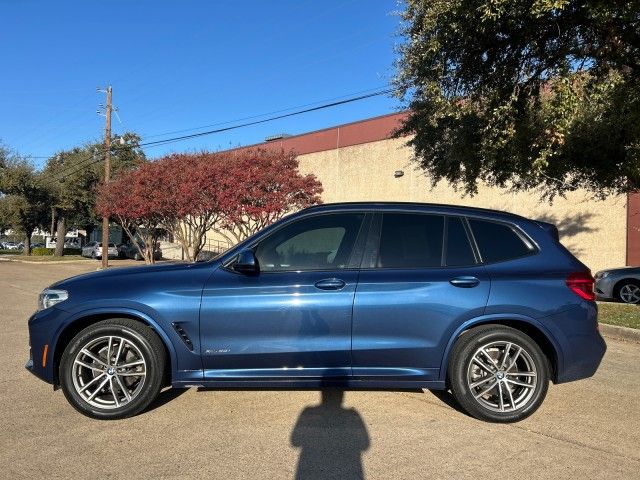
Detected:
left=0, top=0, right=402, bottom=168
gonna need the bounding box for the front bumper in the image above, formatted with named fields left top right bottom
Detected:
left=594, top=276, right=616, bottom=301
left=25, top=307, right=67, bottom=384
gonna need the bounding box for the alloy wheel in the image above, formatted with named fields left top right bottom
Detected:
left=619, top=284, right=640, bottom=304
left=71, top=335, right=147, bottom=409
left=467, top=341, right=537, bottom=413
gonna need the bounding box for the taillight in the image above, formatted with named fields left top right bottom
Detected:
left=566, top=272, right=595, bottom=301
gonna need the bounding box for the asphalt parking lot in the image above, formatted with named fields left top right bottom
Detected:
left=1, top=261, right=639, bottom=479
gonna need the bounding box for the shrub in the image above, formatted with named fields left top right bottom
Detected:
left=31, top=247, right=82, bottom=256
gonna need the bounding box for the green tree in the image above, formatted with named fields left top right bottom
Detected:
left=43, top=133, right=145, bottom=256
left=395, top=0, right=640, bottom=199
left=0, top=147, right=50, bottom=255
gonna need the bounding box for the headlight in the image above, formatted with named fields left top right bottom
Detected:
left=37, top=289, right=68, bottom=311
left=597, top=272, right=610, bottom=279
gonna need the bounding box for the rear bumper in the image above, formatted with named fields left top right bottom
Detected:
left=542, top=303, right=606, bottom=384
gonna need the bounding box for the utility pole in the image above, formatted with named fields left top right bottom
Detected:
left=101, top=86, right=112, bottom=268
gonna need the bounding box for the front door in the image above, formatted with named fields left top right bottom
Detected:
left=200, top=212, right=368, bottom=380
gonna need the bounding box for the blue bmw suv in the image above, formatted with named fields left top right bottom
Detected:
left=26, top=203, right=606, bottom=422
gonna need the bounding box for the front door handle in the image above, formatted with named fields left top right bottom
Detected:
left=315, top=278, right=346, bottom=290
left=449, top=276, right=480, bottom=288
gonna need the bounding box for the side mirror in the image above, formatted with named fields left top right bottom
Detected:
left=233, top=250, right=259, bottom=275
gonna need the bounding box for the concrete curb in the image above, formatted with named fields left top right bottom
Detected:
left=599, top=323, right=640, bottom=343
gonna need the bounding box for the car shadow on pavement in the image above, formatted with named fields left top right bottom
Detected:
left=143, top=387, right=189, bottom=414
left=427, top=389, right=472, bottom=418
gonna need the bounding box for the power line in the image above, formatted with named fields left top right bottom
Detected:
left=137, top=88, right=393, bottom=148
left=38, top=87, right=393, bottom=185
left=141, top=85, right=390, bottom=140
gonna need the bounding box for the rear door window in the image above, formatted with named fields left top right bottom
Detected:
left=376, top=213, right=444, bottom=268
left=468, top=218, right=533, bottom=263
left=445, top=217, right=476, bottom=267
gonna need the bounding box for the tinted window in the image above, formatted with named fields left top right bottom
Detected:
left=255, top=213, right=364, bottom=272
left=446, top=217, right=476, bottom=266
left=468, top=218, right=532, bottom=263
left=377, top=213, right=444, bottom=268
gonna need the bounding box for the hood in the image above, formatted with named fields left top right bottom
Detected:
left=49, top=261, right=218, bottom=290
left=595, top=266, right=640, bottom=276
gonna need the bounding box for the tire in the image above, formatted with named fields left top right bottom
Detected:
left=448, top=325, right=549, bottom=423
left=91, top=251, right=96, bottom=260
left=615, top=280, right=640, bottom=304
left=59, top=318, right=166, bottom=420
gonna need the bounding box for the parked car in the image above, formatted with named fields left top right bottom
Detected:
left=81, top=241, right=118, bottom=259
left=119, top=241, right=162, bottom=261
left=595, top=267, right=640, bottom=304
left=26, top=202, right=606, bottom=422
left=30, top=242, right=46, bottom=249
left=3, top=241, right=20, bottom=250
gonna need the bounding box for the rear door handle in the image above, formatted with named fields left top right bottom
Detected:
left=449, top=276, right=480, bottom=288
left=315, top=278, right=346, bottom=290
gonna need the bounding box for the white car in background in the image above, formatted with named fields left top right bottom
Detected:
left=81, top=242, right=118, bottom=259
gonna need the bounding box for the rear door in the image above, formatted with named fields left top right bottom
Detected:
left=352, top=213, right=490, bottom=382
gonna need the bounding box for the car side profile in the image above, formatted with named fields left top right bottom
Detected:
left=594, top=267, right=640, bottom=304
left=26, top=202, right=606, bottom=422
left=118, top=241, right=162, bottom=261
left=81, top=241, right=118, bottom=259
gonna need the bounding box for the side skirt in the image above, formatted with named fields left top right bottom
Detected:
left=172, top=378, right=447, bottom=390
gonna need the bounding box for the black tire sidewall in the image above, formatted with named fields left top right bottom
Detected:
left=60, top=320, right=165, bottom=420
left=449, top=326, right=549, bottom=423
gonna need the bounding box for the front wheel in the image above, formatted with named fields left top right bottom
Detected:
left=617, top=281, right=640, bottom=304
left=448, top=325, right=549, bottom=423
left=60, top=319, right=166, bottom=419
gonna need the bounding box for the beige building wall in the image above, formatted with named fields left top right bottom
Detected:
left=296, top=137, right=626, bottom=274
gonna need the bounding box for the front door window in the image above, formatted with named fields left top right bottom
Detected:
left=255, top=213, right=365, bottom=272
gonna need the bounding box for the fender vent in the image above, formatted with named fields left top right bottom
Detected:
left=172, top=323, right=194, bottom=350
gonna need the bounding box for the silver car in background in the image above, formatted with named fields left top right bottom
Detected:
left=594, top=267, right=640, bottom=304
left=81, top=241, right=118, bottom=259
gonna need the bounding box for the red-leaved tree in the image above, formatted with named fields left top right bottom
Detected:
left=97, top=148, right=322, bottom=263
left=158, top=152, right=227, bottom=262
left=96, top=161, right=169, bottom=264
left=214, top=148, right=323, bottom=244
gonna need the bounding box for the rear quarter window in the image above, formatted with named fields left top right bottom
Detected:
left=468, top=218, right=534, bottom=263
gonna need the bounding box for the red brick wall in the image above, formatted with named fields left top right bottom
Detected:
left=628, top=192, right=640, bottom=266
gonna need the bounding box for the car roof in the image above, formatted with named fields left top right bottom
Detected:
left=301, top=202, right=531, bottom=223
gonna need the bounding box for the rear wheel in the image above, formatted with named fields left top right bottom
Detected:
left=448, top=325, right=549, bottom=423
left=60, top=319, right=165, bottom=419
left=616, top=281, right=640, bottom=304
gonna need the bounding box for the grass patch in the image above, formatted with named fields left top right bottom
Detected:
left=598, top=302, right=640, bottom=329
left=11, top=255, right=86, bottom=262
